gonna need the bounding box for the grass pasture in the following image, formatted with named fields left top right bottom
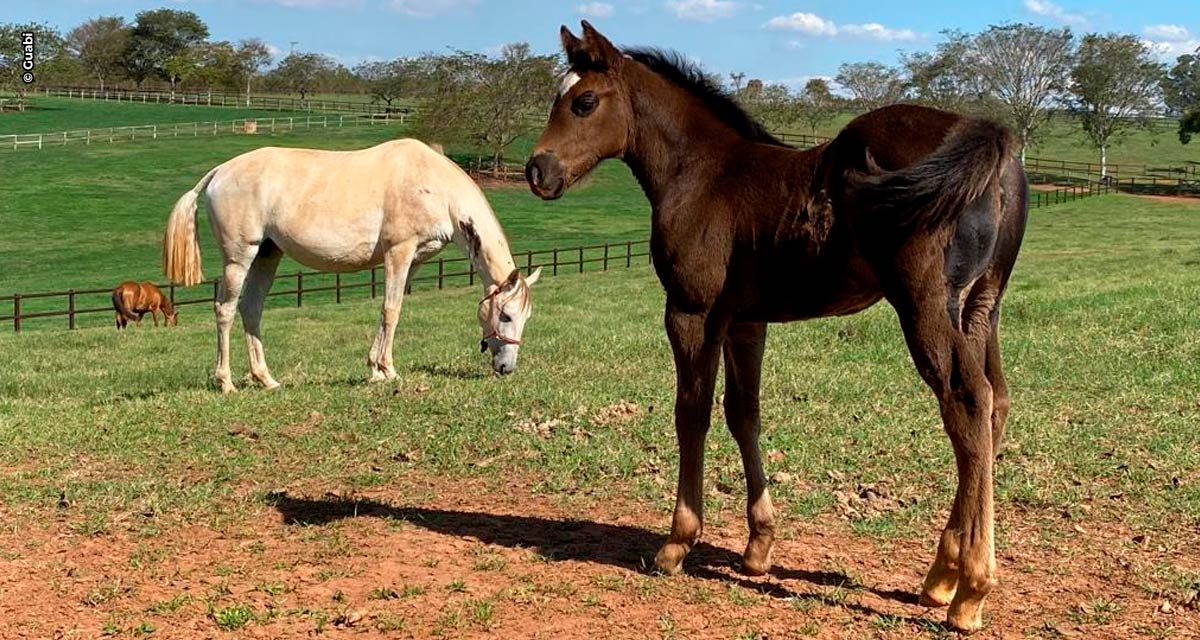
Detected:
left=0, top=96, right=313, bottom=135
left=0, top=194, right=1198, bottom=638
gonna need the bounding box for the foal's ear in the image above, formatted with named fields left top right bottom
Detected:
left=502, top=268, right=521, bottom=291
left=561, top=25, right=583, bottom=60
left=524, top=267, right=543, bottom=287
left=579, top=21, right=623, bottom=70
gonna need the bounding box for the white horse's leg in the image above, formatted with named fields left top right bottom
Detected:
left=240, top=245, right=283, bottom=390
left=368, top=243, right=416, bottom=382
left=215, top=261, right=250, bottom=394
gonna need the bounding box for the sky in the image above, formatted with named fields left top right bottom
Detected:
left=8, top=0, right=1200, bottom=87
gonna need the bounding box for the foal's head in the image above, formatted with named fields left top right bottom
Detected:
left=526, top=22, right=632, bottom=200
left=478, top=267, right=542, bottom=375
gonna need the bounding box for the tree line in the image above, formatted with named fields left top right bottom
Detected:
left=2, top=12, right=1198, bottom=173
left=741, top=24, right=1200, bottom=176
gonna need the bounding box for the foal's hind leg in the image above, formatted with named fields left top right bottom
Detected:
left=722, top=322, right=775, bottom=576
left=985, top=320, right=1010, bottom=455
left=240, top=244, right=283, bottom=390
left=368, top=242, right=416, bottom=382
left=894, top=285, right=997, bottom=633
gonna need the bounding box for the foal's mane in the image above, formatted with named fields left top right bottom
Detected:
left=622, top=47, right=790, bottom=148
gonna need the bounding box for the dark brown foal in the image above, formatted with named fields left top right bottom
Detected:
left=526, top=22, right=1026, bottom=633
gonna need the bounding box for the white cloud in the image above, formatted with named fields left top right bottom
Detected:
left=840, top=23, right=918, bottom=42
left=1023, top=0, right=1087, bottom=27
left=765, top=12, right=917, bottom=42
left=1143, top=38, right=1200, bottom=59
left=578, top=2, right=614, bottom=17
left=1143, top=24, right=1191, bottom=42
left=389, top=0, right=478, bottom=18
left=665, top=0, right=741, bottom=22
left=766, top=12, right=836, bottom=36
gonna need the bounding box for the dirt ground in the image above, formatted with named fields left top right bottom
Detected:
left=1, top=476, right=1197, bottom=639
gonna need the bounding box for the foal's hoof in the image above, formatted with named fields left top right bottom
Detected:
left=261, top=381, right=282, bottom=392
left=919, top=589, right=954, bottom=608
left=945, top=592, right=988, bottom=634
left=741, top=536, right=774, bottom=576
left=217, top=381, right=238, bottom=394
left=652, top=544, right=688, bottom=576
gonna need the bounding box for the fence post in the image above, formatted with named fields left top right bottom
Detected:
left=437, top=259, right=445, bottom=289
left=335, top=273, right=342, bottom=304
left=553, top=248, right=559, bottom=276
left=526, top=251, right=533, bottom=276
left=13, top=294, right=20, bottom=333
left=468, top=262, right=475, bottom=286
left=370, top=267, right=378, bottom=298
left=169, top=284, right=175, bottom=304
left=68, top=289, right=76, bottom=330
left=296, top=273, right=303, bottom=307
left=578, top=247, right=584, bottom=274
left=603, top=243, right=609, bottom=271
left=626, top=240, right=632, bottom=268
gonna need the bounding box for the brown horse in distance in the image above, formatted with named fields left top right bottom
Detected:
left=526, top=22, right=1027, bottom=633
left=112, top=281, right=178, bottom=329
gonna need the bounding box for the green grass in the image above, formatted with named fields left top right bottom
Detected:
left=0, top=97, right=311, bottom=135
left=0, top=122, right=650, bottom=319
left=0, top=194, right=1197, bottom=543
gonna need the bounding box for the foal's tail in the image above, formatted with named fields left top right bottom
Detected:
left=163, top=167, right=218, bottom=286
left=851, top=117, right=1015, bottom=231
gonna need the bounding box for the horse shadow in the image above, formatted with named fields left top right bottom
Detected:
left=264, top=492, right=931, bottom=625
left=409, top=363, right=486, bottom=380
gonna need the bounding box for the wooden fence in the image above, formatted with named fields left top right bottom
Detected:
left=1, top=240, right=652, bottom=333
left=1, top=112, right=404, bottom=151
left=39, top=86, right=397, bottom=115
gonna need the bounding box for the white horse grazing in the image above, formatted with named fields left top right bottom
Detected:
left=163, top=139, right=542, bottom=393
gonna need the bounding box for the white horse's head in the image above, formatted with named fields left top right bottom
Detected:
left=478, top=267, right=542, bottom=375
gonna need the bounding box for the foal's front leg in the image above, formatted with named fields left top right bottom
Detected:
left=368, top=243, right=416, bottom=382
left=653, top=306, right=726, bottom=575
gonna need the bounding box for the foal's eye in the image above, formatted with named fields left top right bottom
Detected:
left=499, top=312, right=512, bottom=323
left=571, top=91, right=598, bottom=117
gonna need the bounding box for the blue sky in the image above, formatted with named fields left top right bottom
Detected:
left=12, top=1, right=1200, bottom=87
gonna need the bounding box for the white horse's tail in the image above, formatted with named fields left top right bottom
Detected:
left=163, top=167, right=218, bottom=286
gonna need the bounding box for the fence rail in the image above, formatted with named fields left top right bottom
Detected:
left=38, top=86, right=400, bottom=115
left=1, top=240, right=652, bottom=333
left=1, top=112, right=405, bottom=151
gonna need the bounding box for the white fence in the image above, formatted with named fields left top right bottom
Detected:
left=38, top=87, right=393, bottom=114
left=0, top=113, right=405, bottom=151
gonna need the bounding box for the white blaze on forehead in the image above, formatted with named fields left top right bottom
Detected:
left=558, top=71, right=581, bottom=97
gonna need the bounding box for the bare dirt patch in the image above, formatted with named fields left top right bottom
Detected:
left=1, top=476, right=1197, bottom=639
left=1135, top=194, right=1200, bottom=206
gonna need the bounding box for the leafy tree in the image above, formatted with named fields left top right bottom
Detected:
left=356, top=58, right=424, bottom=108
left=742, top=83, right=803, bottom=131
left=1068, top=33, right=1163, bottom=177
left=270, top=52, right=339, bottom=101
left=964, top=24, right=1074, bottom=163
left=235, top=39, right=273, bottom=104
left=728, top=71, right=746, bottom=94
left=1179, top=109, right=1200, bottom=144
left=834, top=61, right=907, bottom=111
left=66, top=16, right=130, bottom=91
left=797, top=78, right=838, bottom=136
left=0, top=22, right=65, bottom=97
left=122, top=9, right=208, bottom=89
left=902, top=30, right=985, bottom=113
left=1161, top=52, right=1200, bottom=116
left=415, top=43, right=559, bottom=169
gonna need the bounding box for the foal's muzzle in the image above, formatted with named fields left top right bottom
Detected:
left=526, top=152, right=566, bottom=200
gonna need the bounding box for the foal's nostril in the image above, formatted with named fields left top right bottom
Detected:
left=529, top=162, right=543, bottom=186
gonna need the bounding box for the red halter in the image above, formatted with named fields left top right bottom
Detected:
left=478, top=287, right=523, bottom=349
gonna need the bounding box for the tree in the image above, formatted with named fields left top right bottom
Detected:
left=797, top=78, right=838, bottom=136
left=66, top=16, right=129, bottom=91
left=728, top=71, right=746, bottom=94
left=1162, top=52, right=1200, bottom=116
left=235, top=39, right=273, bottom=104
left=122, top=9, right=209, bottom=89
left=415, top=43, right=559, bottom=169
left=965, top=24, right=1074, bottom=163
left=0, top=22, right=65, bottom=97
left=834, top=61, right=907, bottom=111
left=1179, top=109, right=1200, bottom=144
left=742, top=83, right=803, bottom=131
left=902, top=31, right=983, bottom=113
left=1068, top=34, right=1164, bottom=177
left=271, top=52, right=339, bottom=101
left=356, top=58, right=424, bottom=109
